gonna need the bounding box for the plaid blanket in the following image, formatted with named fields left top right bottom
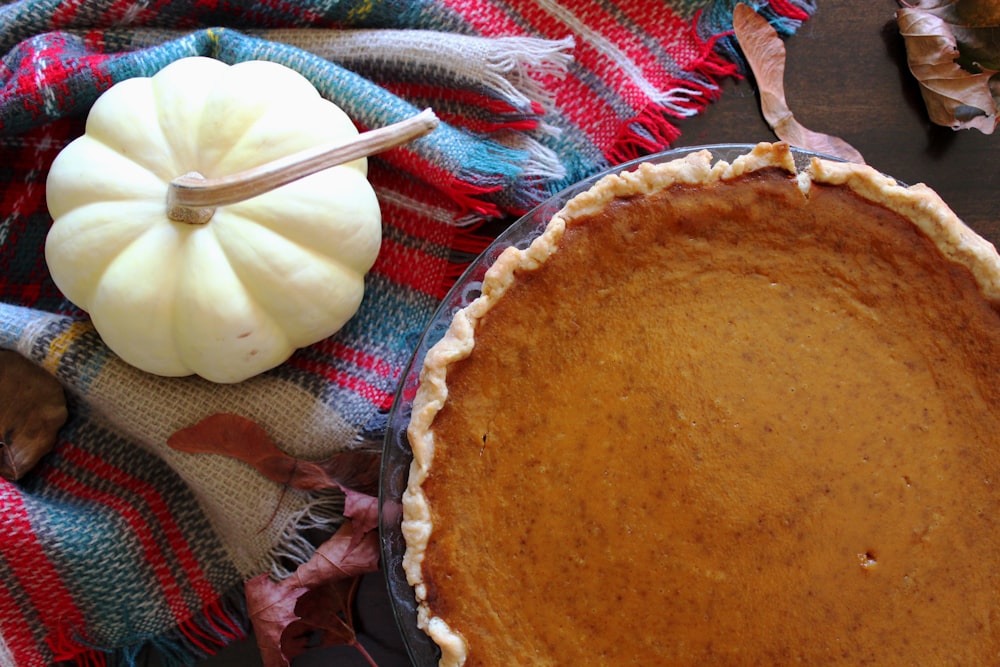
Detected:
left=0, top=0, right=815, bottom=665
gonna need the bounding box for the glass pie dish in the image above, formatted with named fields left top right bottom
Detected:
left=377, top=144, right=836, bottom=665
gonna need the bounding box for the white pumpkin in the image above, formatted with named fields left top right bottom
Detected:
left=45, top=57, right=382, bottom=384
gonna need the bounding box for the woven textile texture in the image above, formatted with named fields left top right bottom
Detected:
left=0, top=1, right=815, bottom=665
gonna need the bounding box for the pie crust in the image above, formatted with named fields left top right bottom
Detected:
left=401, top=143, right=1000, bottom=666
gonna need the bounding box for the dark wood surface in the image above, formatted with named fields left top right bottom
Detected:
left=194, top=3, right=998, bottom=666
left=675, top=0, right=999, bottom=242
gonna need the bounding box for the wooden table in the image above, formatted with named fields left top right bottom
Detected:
left=676, top=0, right=999, bottom=242
left=194, top=3, right=998, bottom=666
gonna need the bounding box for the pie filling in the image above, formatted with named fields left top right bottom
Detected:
left=402, top=144, right=1000, bottom=666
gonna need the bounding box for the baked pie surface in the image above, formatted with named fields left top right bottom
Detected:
left=400, top=143, right=1000, bottom=666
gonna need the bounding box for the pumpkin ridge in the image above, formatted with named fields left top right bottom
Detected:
left=209, top=210, right=364, bottom=346
left=204, top=98, right=361, bottom=182
left=189, top=60, right=334, bottom=180
left=46, top=136, right=167, bottom=216
left=202, top=215, right=305, bottom=336
left=222, top=214, right=376, bottom=277
left=75, top=75, right=184, bottom=184
left=45, top=202, right=178, bottom=308
left=169, top=223, right=294, bottom=380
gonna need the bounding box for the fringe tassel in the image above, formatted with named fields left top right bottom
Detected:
left=265, top=29, right=573, bottom=121
left=268, top=28, right=572, bottom=219
left=46, top=586, right=248, bottom=667
left=497, top=133, right=567, bottom=183
left=140, top=587, right=249, bottom=667
left=766, top=0, right=814, bottom=21
left=47, top=624, right=107, bottom=667
left=479, top=35, right=576, bottom=111
left=447, top=221, right=496, bottom=256
left=387, top=131, right=565, bottom=221
left=377, top=133, right=527, bottom=220
left=606, top=103, right=684, bottom=165
left=268, top=489, right=347, bottom=580
left=605, top=7, right=756, bottom=165
left=457, top=130, right=569, bottom=213
left=690, top=32, right=744, bottom=82
left=607, top=0, right=817, bottom=166
left=453, top=133, right=567, bottom=217
left=698, top=0, right=817, bottom=73
left=437, top=224, right=497, bottom=299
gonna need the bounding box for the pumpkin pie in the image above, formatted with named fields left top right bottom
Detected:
left=401, top=143, right=1000, bottom=666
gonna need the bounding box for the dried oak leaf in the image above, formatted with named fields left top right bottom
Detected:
left=733, top=3, right=866, bottom=163
left=246, top=496, right=382, bottom=667
left=897, top=0, right=1000, bottom=133
left=166, top=413, right=380, bottom=494
left=0, top=350, right=68, bottom=481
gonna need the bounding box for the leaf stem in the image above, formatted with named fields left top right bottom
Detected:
left=351, top=638, right=381, bottom=667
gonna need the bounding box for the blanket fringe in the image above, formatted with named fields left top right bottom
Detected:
left=457, top=133, right=568, bottom=217
left=269, top=489, right=347, bottom=579
left=480, top=35, right=576, bottom=111
left=698, top=0, right=817, bottom=73
left=606, top=15, right=742, bottom=164
left=607, top=103, right=685, bottom=165
left=48, top=625, right=107, bottom=667
left=605, top=0, right=817, bottom=165
left=496, top=131, right=567, bottom=182
left=447, top=221, right=496, bottom=256
left=439, top=223, right=497, bottom=297
left=264, top=29, right=574, bottom=115
left=47, top=586, right=248, bottom=667
left=382, top=130, right=564, bottom=221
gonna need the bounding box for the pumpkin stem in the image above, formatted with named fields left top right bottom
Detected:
left=165, top=108, right=440, bottom=221
left=167, top=172, right=215, bottom=224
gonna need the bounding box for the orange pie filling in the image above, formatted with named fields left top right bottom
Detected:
left=402, top=144, right=1000, bottom=666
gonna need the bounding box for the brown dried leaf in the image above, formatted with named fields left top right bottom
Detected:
left=904, top=0, right=1000, bottom=33
left=343, top=487, right=380, bottom=538
left=294, top=576, right=360, bottom=648
left=169, top=412, right=384, bottom=664
left=166, top=413, right=380, bottom=494
left=0, top=350, right=68, bottom=481
left=897, top=1, right=999, bottom=133
left=733, top=3, right=866, bottom=163
left=245, top=572, right=310, bottom=667
left=168, top=413, right=384, bottom=664
left=908, top=1, right=1000, bottom=93
left=246, top=497, right=382, bottom=667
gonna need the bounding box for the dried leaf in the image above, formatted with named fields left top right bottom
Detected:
left=168, top=412, right=384, bottom=665
left=733, top=3, right=866, bottom=163
left=897, top=0, right=999, bottom=133
left=246, top=495, right=382, bottom=667
left=294, top=576, right=360, bottom=647
left=343, top=488, right=380, bottom=538
left=0, top=350, right=68, bottom=481
left=166, top=413, right=380, bottom=494
left=903, top=0, right=1000, bottom=34
left=246, top=572, right=310, bottom=666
